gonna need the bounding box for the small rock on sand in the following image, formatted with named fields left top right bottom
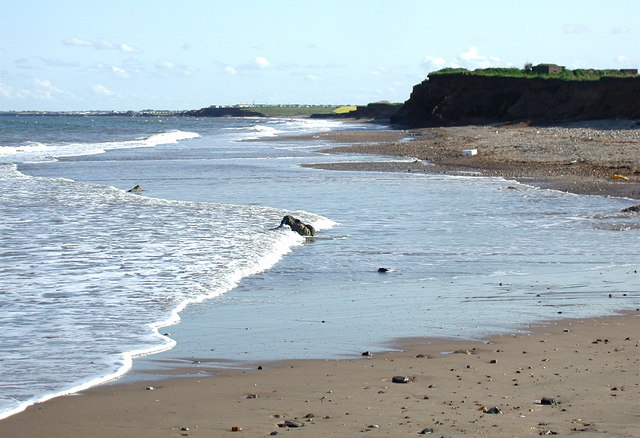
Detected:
left=540, top=397, right=558, bottom=405
left=279, top=420, right=303, bottom=428
left=392, top=376, right=411, bottom=383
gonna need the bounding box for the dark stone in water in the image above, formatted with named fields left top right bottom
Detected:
left=280, top=215, right=315, bottom=236
left=377, top=267, right=389, bottom=273
left=127, top=185, right=143, bottom=193
left=621, top=204, right=640, bottom=213
left=362, top=351, right=372, bottom=356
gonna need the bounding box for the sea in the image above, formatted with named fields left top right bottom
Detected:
left=0, top=114, right=638, bottom=420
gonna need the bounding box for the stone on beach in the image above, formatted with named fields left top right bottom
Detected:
left=279, top=419, right=304, bottom=428
left=392, top=376, right=411, bottom=383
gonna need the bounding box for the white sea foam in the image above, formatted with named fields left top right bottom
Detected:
left=0, top=129, right=199, bottom=163
left=0, top=163, right=331, bottom=419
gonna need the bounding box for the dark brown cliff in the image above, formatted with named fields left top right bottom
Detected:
left=391, top=74, right=640, bottom=127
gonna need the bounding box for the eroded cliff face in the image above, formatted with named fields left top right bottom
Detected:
left=391, top=74, right=640, bottom=127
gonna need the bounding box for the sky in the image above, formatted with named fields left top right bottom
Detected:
left=1, top=0, right=638, bottom=111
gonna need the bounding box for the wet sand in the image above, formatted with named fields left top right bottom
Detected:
left=2, top=312, right=638, bottom=437
left=298, top=120, right=640, bottom=200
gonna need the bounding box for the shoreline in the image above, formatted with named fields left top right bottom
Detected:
left=295, top=120, right=640, bottom=200
left=3, top=119, right=639, bottom=436
left=2, top=311, right=638, bottom=437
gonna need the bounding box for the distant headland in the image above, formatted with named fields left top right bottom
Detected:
left=2, top=64, right=638, bottom=125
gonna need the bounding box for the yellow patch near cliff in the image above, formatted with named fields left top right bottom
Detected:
left=333, top=105, right=357, bottom=114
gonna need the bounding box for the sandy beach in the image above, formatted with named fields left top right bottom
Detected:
left=2, top=121, right=639, bottom=437
left=2, top=312, right=638, bottom=437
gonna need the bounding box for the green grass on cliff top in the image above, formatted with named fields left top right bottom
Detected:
left=430, top=67, right=637, bottom=81
left=241, top=105, right=341, bottom=116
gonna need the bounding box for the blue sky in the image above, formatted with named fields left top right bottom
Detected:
left=1, top=0, right=638, bottom=111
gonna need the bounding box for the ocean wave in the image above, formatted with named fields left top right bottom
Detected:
left=0, top=166, right=333, bottom=419
left=0, top=129, right=200, bottom=164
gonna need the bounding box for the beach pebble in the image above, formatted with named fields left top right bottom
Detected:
left=377, top=267, right=389, bottom=273
left=419, top=428, right=434, bottom=434
left=540, top=397, right=558, bottom=405
left=231, top=426, right=243, bottom=432
left=483, top=406, right=502, bottom=414
left=362, top=351, right=372, bottom=356
left=392, top=376, right=411, bottom=383
left=279, top=420, right=303, bottom=428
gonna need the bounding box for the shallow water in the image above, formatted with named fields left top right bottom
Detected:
left=1, top=115, right=638, bottom=418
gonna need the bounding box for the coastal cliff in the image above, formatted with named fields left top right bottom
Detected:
left=391, top=74, right=640, bottom=127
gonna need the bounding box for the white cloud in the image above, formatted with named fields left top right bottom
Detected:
left=0, top=80, right=67, bottom=101
left=563, top=24, right=589, bottom=34
left=157, top=60, right=176, bottom=69
left=305, top=74, right=323, bottom=81
left=0, top=83, right=19, bottom=99
left=155, top=60, right=194, bottom=76
left=62, top=38, right=142, bottom=53
left=111, top=65, right=129, bottom=78
left=119, top=43, right=141, bottom=53
left=421, top=47, right=503, bottom=73
left=62, top=37, right=93, bottom=47
left=611, top=26, right=629, bottom=34
left=457, top=46, right=501, bottom=69
left=255, top=57, right=272, bottom=68
left=92, top=84, right=115, bottom=96
left=34, top=79, right=63, bottom=99
left=422, top=55, right=452, bottom=72
left=225, top=66, right=238, bottom=75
